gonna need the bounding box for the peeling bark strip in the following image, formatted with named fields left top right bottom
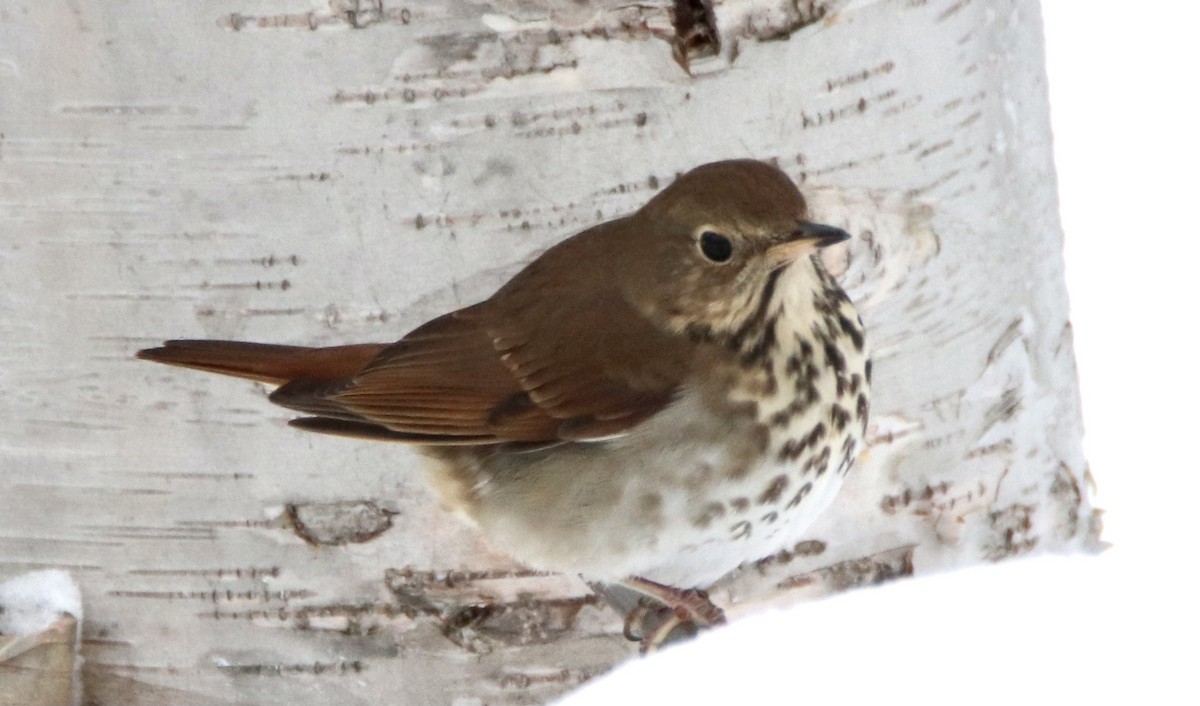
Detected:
left=672, top=0, right=721, bottom=72
left=284, top=501, right=395, bottom=546
left=2, top=0, right=1095, bottom=703
left=769, top=545, right=916, bottom=592
left=439, top=596, right=600, bottom=653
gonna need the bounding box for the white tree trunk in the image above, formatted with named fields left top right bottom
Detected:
left=0, top=0, right=1097, bottom=703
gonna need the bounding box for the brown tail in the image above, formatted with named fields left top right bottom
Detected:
left=136, top=340, right=388, bottom=386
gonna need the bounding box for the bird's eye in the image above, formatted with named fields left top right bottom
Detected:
left=699, top=231, right=733, bottom=263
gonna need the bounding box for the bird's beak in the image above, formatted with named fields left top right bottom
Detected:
left=765, top=222, right=851, bottom=268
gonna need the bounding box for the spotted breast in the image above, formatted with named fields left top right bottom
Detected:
left=424, top=254, right=869, bottom=588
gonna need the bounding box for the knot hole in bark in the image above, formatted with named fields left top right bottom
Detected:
left=672, top=0, right=720, bottom=73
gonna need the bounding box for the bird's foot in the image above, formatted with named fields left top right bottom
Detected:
left=619, top=576, right=726, bottom=654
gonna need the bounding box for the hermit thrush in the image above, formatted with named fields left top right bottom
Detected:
left=139, top=159, right=870, bottom=642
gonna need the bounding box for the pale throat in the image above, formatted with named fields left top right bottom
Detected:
left=729, top=257, right=869, bottom=443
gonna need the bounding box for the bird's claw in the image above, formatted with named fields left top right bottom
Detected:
left=619, top=578, right=727, bottom=653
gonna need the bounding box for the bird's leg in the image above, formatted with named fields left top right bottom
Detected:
left=623, top=576, right=726, bottom=626
left=619, top=576, right=727, bottom=653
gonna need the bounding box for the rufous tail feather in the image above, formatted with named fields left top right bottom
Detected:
left=136, top=340, right=386, bottom=386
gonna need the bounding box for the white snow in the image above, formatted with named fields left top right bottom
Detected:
left=0, top=570, right=82, bottom=637
left=558, top=549, right=1189, bottom=705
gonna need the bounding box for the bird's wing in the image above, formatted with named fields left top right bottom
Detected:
left=289, top=281, right=690, bottom=444
left=267, top=221, right=695, bottom=443
left=477, top=272, right=691, bottom=441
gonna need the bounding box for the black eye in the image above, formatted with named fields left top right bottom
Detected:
left=699, top=231, right=733, bottom=263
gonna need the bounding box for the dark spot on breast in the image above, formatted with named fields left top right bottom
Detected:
left=723, top=460, right=752, bottom=480
left=812, top=292, right=838, bottom=316
left=730, top=497, right=750, bottom=513
left=811, top=323, right=834, bottom=349
left=757, top=268, right=783, bottom=317
left=777, top=422, right=827, bottom=462
left=856, top=393, right=870, bottom=425
left=740, top=316, right=780, bottom=367
left=831, top=404, right=851, bottom=431
left=730, top=269, right=783, bottom=353
left=813, top=445, right=832, bottom=476
left=849, top=373, right=862, bottom=395
left=837, top=312, right=865, bottom=351
left=760, top=511, right=779, bottom=524
left=691, top=501, right=726, bottom=529
left=638, top=493, right=663, bottom=517
left=865, top=359, right=873, bottom=384
left=804, top=362, right=820, bottom=384
left=839, top=437, right=858, bottom=474
left=777, top=437, right=806, bottom=462
left=785, top=481, right=813, bottom=509
left=757, top=474, right=790, bottom=505
left=749, top=422, right=771, bottom=456
left=761, top=370, right=778, bottom=396
left=823, top=341, right=846, bottom=374
left=730, top=520, right=752, bottom=540
left=686, top=275, right=787, bottom=370
left=769, top=395, right=814, bottom=428
left=802, top=444, right=832, bottom=475
left=785, top=352, right=803, bottom=376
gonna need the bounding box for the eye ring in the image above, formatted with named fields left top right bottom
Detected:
left=699, top=231, right=733, bottom=263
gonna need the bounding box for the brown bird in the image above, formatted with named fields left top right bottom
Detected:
left=138, top=159, right=870, bottom=644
